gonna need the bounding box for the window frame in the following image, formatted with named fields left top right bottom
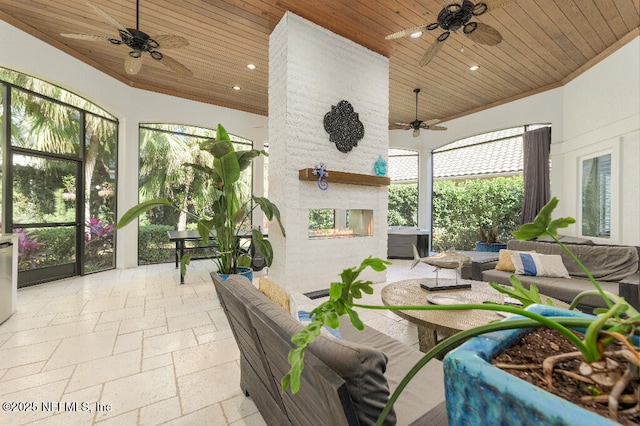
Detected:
left=578, top=145, right=619, bottom=242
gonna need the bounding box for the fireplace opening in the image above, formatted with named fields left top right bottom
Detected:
left=308, top=209, right=373, bottom=239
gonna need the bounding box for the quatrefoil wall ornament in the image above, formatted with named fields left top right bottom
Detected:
left=323, top=100, right=365, bottom=153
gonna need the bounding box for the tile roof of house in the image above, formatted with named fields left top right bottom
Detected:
left=433, top=137, right=523, bottom=179
left=388, top=137, right=524, bottom=183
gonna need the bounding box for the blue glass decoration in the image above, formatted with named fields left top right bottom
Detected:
left=312, top=163, right=329, bottom=190
left=374, top=155, right=387, bottom=176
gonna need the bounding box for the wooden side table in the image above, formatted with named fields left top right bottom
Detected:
left=381, top=279, right=568, bottom=353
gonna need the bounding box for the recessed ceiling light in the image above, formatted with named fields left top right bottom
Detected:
left=410, top=31, right=423, bottom=38
left=469, top=65, right=480, bottom=71
left=232, top=86, right=241, bottom=91
left=247, top=64, right=256, bottom=70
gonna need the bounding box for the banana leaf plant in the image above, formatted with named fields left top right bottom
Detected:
left=282, top=197, right=640, bottom=425
left=117, top=123, right=285, bottom=275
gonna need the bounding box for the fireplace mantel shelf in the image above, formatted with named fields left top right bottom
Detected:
left=299, top=168, right=390, bottom=187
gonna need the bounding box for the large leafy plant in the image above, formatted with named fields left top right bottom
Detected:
left=283, top=197, right=640, bottom=425
left=117, top=123, right=285, bottom=275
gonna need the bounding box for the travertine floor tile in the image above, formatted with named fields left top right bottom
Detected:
left=172, top=337, right=239, bottom=377
left=43, top=329, right=118, bottom=371
left=177, top=361, right=241, bottom=414
left=97, top=365, right=176, bottom=421
left=66, top=349, right=141, bottom=392
left=143, top=329, right=197, bottom=358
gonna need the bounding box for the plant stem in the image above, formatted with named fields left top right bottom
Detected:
left=353, top=302, right=590, bottom=353
left=550, top=234, right=613, bottom=309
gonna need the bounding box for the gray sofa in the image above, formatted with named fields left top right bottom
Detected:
left=211, top=272, right=447, bottom=425
left=481, top=239, right=640, bottom=312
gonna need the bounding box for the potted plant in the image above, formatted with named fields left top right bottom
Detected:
left=475, top=224, right=507, bottom=252
left=116, top=123, right=285, bottom=278
left=282, top=198, right=640, bottom=425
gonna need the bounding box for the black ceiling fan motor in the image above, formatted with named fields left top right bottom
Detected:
left=435, top=1, right=488, bottom=32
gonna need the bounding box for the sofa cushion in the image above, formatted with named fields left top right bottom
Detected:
left=507, top=240, right=639, bottom=281
left=339, top=317, right=445, bottom=426
left=510, top=252, right=570, bottom=278
left=258, top=276, right=290, bottom=312
left=496, top=249, right=534, bottom=272
left=482, top=269, right=619, bottom=308
left=536, top=235, right=594, bottom=244
left=221, top=274, right=395, bottom=425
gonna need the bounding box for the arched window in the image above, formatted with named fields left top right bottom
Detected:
left=1, top=67, right=118, bottom=286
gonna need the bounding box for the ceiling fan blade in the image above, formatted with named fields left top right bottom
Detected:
left=87, top=2, right=127, bottom=32
left=412, top=128, right=420, bottom=137
left=125, top=55, right=142, bottom=75
left=159, top=54, right=193, bottom=77
left=484, top=0, right=516, bottom=12
left=422, top=118, right=441, bottom=126
left=465, top=22, right=502, bottom=46
left=427, top=125, right=448, bottom=131
left=60, top=33, right=111, bottom=42
left=419, top=40, right=444, bottom=67
left=394, top=122, right=412, bottom=127
left=152, top=35, right=189, bottom=49
left=385, top=25, right=428, bottom=40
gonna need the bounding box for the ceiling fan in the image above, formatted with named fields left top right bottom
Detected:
left=385, top=0, right=514, bottom=67
left=395, top=88, right=447, bottom=137
left=61, top=1, right=193, bottom=77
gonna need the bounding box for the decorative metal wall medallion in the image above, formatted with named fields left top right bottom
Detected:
left=323, top=100, right=365, bottom=153
left=312, top=163, right=329, bottom=190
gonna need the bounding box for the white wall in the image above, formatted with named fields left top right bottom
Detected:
left=268, top=12, right=389, bottom=293
left=553, top=37, right=640, bottom=245
left=0, top=19, right=268, bottom=268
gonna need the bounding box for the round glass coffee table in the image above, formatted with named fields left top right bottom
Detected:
left=381, top=278, right=569, bottom=353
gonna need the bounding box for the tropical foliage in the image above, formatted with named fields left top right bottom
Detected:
left=1, top=67, right=117, bottom=277
left=388, top=184, right=418, bottom=227
left=432, top=175, right=523, bottom=250
left=118, top=123, right=285, bottom=275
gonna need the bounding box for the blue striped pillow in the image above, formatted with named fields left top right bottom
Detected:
left=510, top=252, right=570, bottom=278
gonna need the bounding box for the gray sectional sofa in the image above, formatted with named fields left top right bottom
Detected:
left=481, top=239, right=640, bottom=312
left=211, top=272, right=447, bottom=425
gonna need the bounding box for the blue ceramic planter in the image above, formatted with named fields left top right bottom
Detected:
left=443, top=305, right=620, bottom=426
left=218, top=267, right=253, bottom=283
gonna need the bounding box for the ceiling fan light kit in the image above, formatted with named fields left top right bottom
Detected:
left=386, top=0, right=513, bottom=67
left=61, top=1, right=193, bottom=77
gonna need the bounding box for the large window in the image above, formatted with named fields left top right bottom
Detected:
left=582, top=153, right=611, bottom=238
left=388, top=149, right=418, bottom=227
left=137, top=123, right=253, bottom=264
left=1, top=67, right=118, bottom=285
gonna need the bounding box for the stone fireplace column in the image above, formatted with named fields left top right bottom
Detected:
left=268, top=12, right=390, bottom=294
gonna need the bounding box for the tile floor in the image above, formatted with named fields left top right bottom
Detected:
left=0, top=258, right=450, bottom=425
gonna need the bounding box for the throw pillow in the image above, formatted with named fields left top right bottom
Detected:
left=258, top=277, right=290, bottom=313
left=496, top=249, right=535, bottom=272
left=510, top=252, right=571, bottom=278
left=290, top=292, right=342, bottom=339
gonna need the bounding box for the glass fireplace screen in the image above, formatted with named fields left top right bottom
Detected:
left=308, top=209, right=373, bottom=239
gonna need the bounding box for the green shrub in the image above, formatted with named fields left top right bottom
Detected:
left=433, top=176, right=523, bottom=250
left=138, top=224, right=175, bottom=264
left=388, top=184, right=418, bottom=227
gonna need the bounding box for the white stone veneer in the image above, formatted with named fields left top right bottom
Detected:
left=268, top=12, right=390, bottom=294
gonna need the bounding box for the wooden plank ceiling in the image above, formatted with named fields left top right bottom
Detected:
left=1, top=0, right=638, bottom=129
